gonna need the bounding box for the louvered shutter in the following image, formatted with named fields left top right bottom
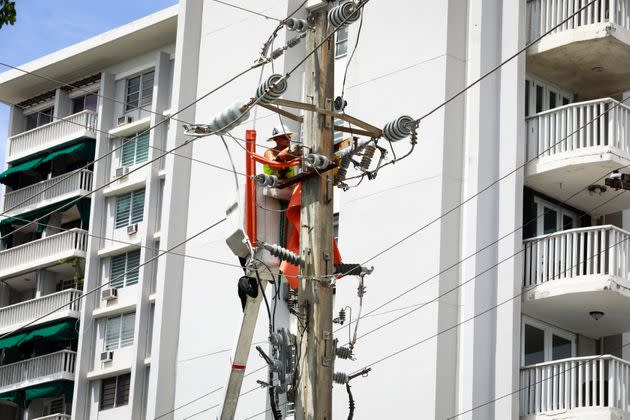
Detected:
left=121, top=138, right=135, bottom=167
left=115, top=193, right=131, bottom=228
left=135, top=132, right=150, bottom=163
left=100, top=377, right=117, bottom=409
left=125, top=250, right=141, bottom=286
left=110, top=254, right=127, bottom=289
left=140, top=71, right=154, bottom=106
left=115, top=374, right=131, bottom=406
left=130, top=190, right=145, bottom=224
left=105, top=316, right=121, bottom=351
left=120, top=312, right=135, bottom=348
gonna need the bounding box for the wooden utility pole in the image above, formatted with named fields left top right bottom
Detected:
left=296, top=2, right=336, bottom=419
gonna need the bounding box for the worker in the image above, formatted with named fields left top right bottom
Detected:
left=263, top=125, right=299, bottom=179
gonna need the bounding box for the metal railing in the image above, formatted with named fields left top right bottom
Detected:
left=7, top=110, right=97, bottom=160
left=0, top=229, right=88, bottom=279
left=0, top=350, right=76, bottom=391
left=33, top=415, right=71, bottom=420
left=527, top=0, right=630, bottom=42
left=3, top=169, right=93, bottom=214
left=525, top=98, right=630, bottom=160
left=0, top=289, right=81, bottom=331
left=521, top=355, right=630, bottom=415
left=523, top=225, right=630, bottom=287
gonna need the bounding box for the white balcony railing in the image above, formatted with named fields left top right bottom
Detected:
left=523, top=225, right=630, bottom=288
left=526, top=98, right=630, bottom=161
left=33, top=415, right=71, bottom=420
left=0, top=229, right=88, bottom=280
left=3, top=170, right=93, bottom=215
left=527, top=0, right=630, bottom=42
left=0, top=350, right=76, bottom=392
left=521, top=355, right=630, bottom=415
left=0, top=289, right=81, bottom=332
left=7, top=110, right=97, bottom=161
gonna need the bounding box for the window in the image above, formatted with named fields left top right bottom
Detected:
left=334, top=118, right=346, bottom=144
left=110, top=250, right=141, bottom=288
left=100, top=373, right=131, bottom=410
left=335, top=26, right=348, bottom=58
left=525, top=76, right=573, bottom=116
left=105, top=312, right=136, bottom=351
left=45, top=397, right=65, bottom=415
left=534, top=196, right=578, bottom=236
left=125, top=70, right=155, bottom=111
left=115, top=189, right=145, bottom=229
left=521, top=318, right=575, bottom=366
left=25, top=107, right=53, bottom=130
left=72, top=93, right=98, bottom=114
left=121, top=132, right=150, bottom=167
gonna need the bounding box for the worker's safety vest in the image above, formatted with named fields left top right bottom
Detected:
left=263, top=163, right=296, bottom=179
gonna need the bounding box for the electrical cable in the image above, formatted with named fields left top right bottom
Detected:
left=178, top=340, right=267, bottom=363
left=208, top=0, right=281, bottom=21
left=340, top=9, right=364, bottom=100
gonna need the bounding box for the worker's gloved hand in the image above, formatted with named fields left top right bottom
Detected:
left=237, top=276, right=259, bottom=311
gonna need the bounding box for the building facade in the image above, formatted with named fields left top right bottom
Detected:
left=0, top=1, right=629, bottom=419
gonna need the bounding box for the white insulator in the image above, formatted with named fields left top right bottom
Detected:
left=328, top=2, right=361, bottom=28
left=286, top=17, right=306, bottom=32
left=333, top=372, right=349, bottom=385
left=256, top=74, right=288, bottom=105
left=305, top=153, right=331, bottom=170
left=255, top=173, right=278, bottom=188
left=207, top=101, right=251, bottom=134
left=262, top=243, right=303, bottom=266
left=383, top=115, right=415, bottom=142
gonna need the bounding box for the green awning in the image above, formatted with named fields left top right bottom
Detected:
left=0, top=320, right=77, bottom=350
left=0, top=156, right=46, bottom=184
left=24, top=380, right=74, bottom=407
left=0, top=197, right=91, bottom=237
left=0, top=390, right=24, bottom=407
left=41, top=141, right=95, bottom=165
left=0, top=332, right=28, bottom=350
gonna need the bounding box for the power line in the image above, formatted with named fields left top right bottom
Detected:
left=209, top=0, right=281, bottom=21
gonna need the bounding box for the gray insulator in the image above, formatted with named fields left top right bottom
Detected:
left=305, top=153, right=331, bottom=170
left=359, top=145, right=376, bottom=171
left=383, top=115, right=415, bottom=142
left=286, top=18, right=306, bottom=32
left=333, top=372, right=349, bottom=385
left=255, top=173, right=278, bottom=188
left=334, top=156, right=351, bottom=184
left=262, top=243, right=303, bottom=266
left=328, top=2, right=361, bottom=28
left=256, top=74, right=288, bottom=105
left=207, top=102, right=250, bottom=134
left=336, top=346, right=353, bottom=360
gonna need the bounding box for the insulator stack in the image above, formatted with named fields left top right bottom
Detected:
left=286, top=18, right=307, bottom=32
left=333, top=372, right=349, bottom=385
left=262, top=243, right=303, bottom=266
left=206, top=102, right=250, bottom=134
left=334, top=156, right=351, bottom=184
left=256, top=74, right=288, bottom=105
left=383, top=115, right=415, bottom=142
left=338, top=308, right=346, bottom=324
left=359, top=145, right=376, bottom=171
left=305, top=153, right=331, bottom=170
left=255, top=173, right=278, bottom=188
left=334, top=263, right=363, bottom=276
left=328, top=2, right=361, bottom=28
left=336, top=346, right=353, bottom=360
left=286, top=287, right=298, bottom=310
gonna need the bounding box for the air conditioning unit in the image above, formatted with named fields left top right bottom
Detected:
left=101, top=288, right=118, bottom=301
left=127, top=224, right=138, bottom=235
left=114, top=166, right=130, bottom=179
left=117, top=115, right=133, bottom=126
left=100, top=351, right=114, bottom=363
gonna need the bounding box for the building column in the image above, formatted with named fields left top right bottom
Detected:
left=54, top=88, right=72, bottom=119
left=145, top=1, right=203, bottom=418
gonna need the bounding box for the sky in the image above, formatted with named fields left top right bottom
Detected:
left=0, top=0, right=178, bottom=170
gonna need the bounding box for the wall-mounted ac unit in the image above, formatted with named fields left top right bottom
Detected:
left=100, top=351, right=114, bottom=363
left=101, top=288, right=118, bottom=301
left=114, top=166, right=130, bottom=179
left=117, top=116, right=132, bottom=127
left=127, top=224, right=138, bottom=235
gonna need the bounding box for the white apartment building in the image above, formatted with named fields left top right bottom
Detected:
left=0, top=1, right=630, bottom=419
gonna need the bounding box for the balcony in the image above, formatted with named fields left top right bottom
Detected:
left=520, top=355, right=630, bottom=419
left=0, top=289, right=81, bottom=336
left=0, top=350, right=75, bottom=394
left=7, top=110, right=97, bottom=163
left=523, top=225, right=630, bottom=337
left=0, top=229, right=88, bottom=281
left=34, top=416, right=71, bottom=420
left=525, top=98, right=630, bottom=215
left=527, top=0, right=630, bottom=98
left=3, top=170, right=93, bottom=217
